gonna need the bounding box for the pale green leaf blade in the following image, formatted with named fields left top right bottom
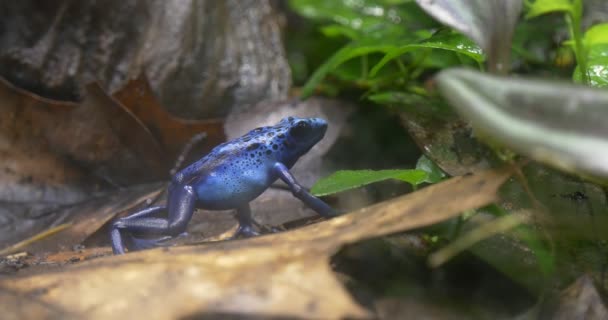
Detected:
left=436, top=68, right=608, bottom=179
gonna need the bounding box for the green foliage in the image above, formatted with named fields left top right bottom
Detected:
left=525, top=0, right=589, bottom=83
left=415, top=0, right=522, bottom=74
left=583, top=23, right=608, bottom=46
left=572, top=24, right=608, bottom=87
left=289, top=0, right=487, bottom=99
left=369, top=31, right=484, bottom=76
left=293, top=0, right=608, bottom=293
left=525, top=0, right=575, bottom=18
left=311, top=169, right=427, bottom=196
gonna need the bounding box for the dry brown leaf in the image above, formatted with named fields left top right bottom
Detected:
left=0, top=77, right=90, bottom=203
left=112, top=74, right=226, bottom=160
left=0, top=75, right=167, bottom=188
left=0, top=184, right=163, bottom=255
left=0, top=168, right=512, bottom=319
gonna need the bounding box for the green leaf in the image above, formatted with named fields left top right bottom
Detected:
left=320, top=25, right=360, bottom=40
left=300, top=41, right=398, bottom=98
left=289, top=0, right=433, bottom=39
left=311, top=169, right=428, bottom=196
left=583, top=23, right=608, bottom=47
left=416, top=155, right=447, bottom=183
left=573, top=56, right=608, bottom=87
left=416, top=0, right=522, bottom=74
left=524, top=0, right=574, bottom=18
left=436, top=68, right=608, bottom=180
left=370, top=32, right=484, bottom=76
left=587, top=44, right=608, bottom=60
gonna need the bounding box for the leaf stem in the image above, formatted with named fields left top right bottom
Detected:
left=566, top=0, right=588, bottom=84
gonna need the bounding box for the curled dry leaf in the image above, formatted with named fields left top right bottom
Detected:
left=0, top=75, right=167, bottom=188
left=0, top=167, right=512, bottom=319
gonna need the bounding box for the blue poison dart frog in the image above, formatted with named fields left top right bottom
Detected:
left=111, top=116, right=336, bottom=254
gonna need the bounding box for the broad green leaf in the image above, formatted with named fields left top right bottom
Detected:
left=370, top=32, right=484, bottom=76
left=573, top=56, right=608, bottom=87
left=583, top=23, right=608, bottom=47
left=524, top=0, right=573, bottom=18
left=311, top=169, right=427, bottom=196
left=416, top=0, right=522, bottom=74
left=289, top=0, right=434, bottom=39
left=436, top=68, right=608, bottom=179
left=416, top=155, right=447, bottom=183
left=587, top=44, right=608, bottom=60
left=570, top=23, right=608, bottom=86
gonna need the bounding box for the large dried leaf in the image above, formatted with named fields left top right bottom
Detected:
left=0, top=168, right=512, bottom=319
left=0, top=184, right=162, bottom=254
left=113, top=75, right=225, bottom=160
left=0, top=75, right=168, bottom=187
left=0, top=75, right=201, bottom=250
left=79, top=83, right=168, bottom=182
left=0, top=77, right=92, bottom=201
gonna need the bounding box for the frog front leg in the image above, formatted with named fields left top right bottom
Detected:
left=231, top=204, right=261, bottom=238
left=272, top=162, right=337, bottom=218
left=110, top=184, right=198, bottom=254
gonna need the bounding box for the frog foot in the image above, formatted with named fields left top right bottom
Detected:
left=128, top=232, right=189, bottom=250
left=230, top=225, right=261, bottom=239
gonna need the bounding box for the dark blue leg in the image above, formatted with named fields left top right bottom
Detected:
left=272, top=162, right=337, bottom=218
left=110, top=185, right=198, bottom=254
left=126, top=232, right=189, bottom=250
left=111, top=206, right=166, bottom=254
left=231, top=204, right=261, bottom=238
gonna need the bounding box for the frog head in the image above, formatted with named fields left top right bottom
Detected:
left=276, top=116, right=328, bottom=166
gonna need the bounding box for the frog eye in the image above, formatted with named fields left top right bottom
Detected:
left=289, top=121, right=311, bottom=138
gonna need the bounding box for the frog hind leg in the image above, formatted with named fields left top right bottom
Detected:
left=126, top=232, right=189, bottom=250
left=110, top=185, right=197, bottom=254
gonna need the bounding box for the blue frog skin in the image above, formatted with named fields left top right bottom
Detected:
left=111, top=116, right=336, bottom=254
